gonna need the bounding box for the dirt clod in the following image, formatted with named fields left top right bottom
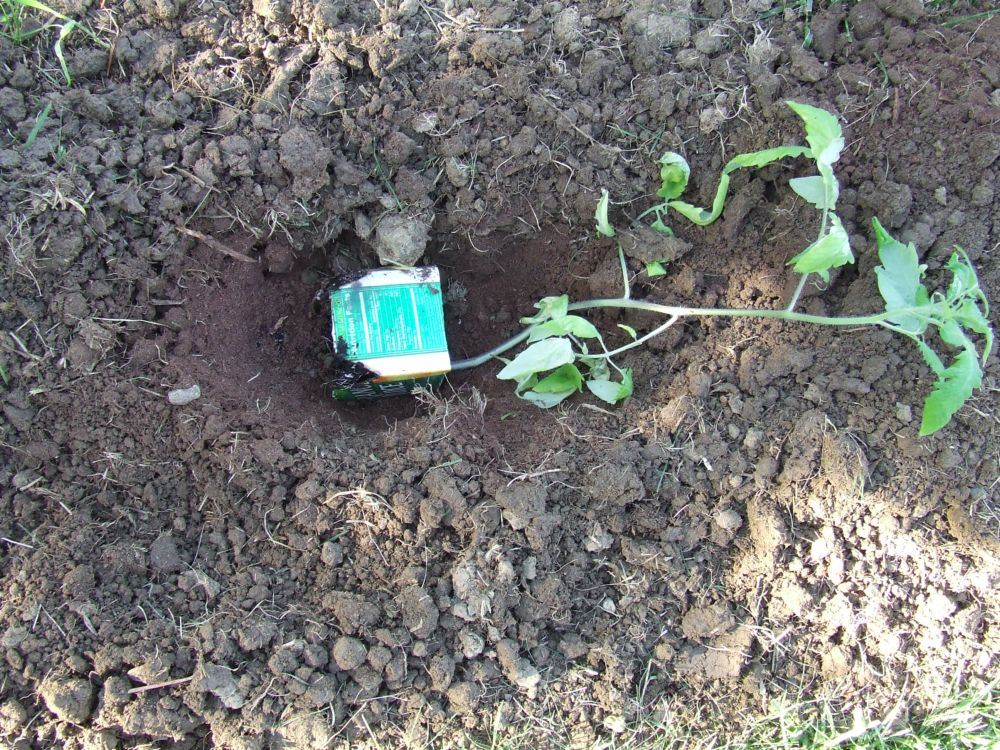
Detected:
left=39, top=676, right=95, bottom=724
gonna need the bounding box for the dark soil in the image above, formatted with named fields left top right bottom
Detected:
left=1, top=1, right=998, bottom=748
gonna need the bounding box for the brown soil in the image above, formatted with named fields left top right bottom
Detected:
left=1, top=1, right=998, bottom=748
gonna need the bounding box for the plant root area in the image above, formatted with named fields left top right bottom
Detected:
left=0, top=2, right=997, bottom=748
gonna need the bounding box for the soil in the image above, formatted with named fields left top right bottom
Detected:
left=1, top=1, right=998, bottom=748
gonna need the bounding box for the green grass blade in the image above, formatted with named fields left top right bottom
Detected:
left=17, top=0, right=70, bottom=21
left=23, top=101, right=52, bottom=148
left=54, top=19, right=75, bottom=84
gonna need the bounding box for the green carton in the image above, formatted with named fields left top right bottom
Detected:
left=329, top=267, right=451, bottom=400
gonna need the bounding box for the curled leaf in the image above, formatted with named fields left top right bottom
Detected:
left=521, top=295, right=569, bottom=325
left=595, top=189, right=615, bottom=238
left=656, top=152, right=690, bottom=200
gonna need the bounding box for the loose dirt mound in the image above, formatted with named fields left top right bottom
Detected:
left=1, top=1, right=997, bottom=747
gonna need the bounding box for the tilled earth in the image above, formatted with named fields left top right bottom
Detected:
left=0, top=1, right=998, bottom=748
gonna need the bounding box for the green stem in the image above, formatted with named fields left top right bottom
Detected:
left=786, top=203, right=830, bottom=312
left=450, top=297, right=927, bottom=371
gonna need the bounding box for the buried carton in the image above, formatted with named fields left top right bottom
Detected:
left=329, top=267, right=451, bottom=400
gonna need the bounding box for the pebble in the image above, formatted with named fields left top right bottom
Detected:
left=167, top=385, right=201, bottom=405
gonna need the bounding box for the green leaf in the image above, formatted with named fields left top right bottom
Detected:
left=497, top=338, right=575, bottom=381
left=19, top=0, right=71, bottom=21
left=872, top=217, right=928, bottom=334
left=957, top=299, right=994, bottom=363
left=656, top=152, right=690, bottom=200
left=789, top=175, right=832, bottom=209
left=24, top=102, right=53, bottom=150
left=916, top=340, right=945, bottom=377
left=586, top=369, right=634, bottom=405
left=668, top=145, right=807, bottom=227
left=528, top=315, right=600, bottom=342
left=533, top=363, right=584, bottom=394
left=919, top=349, right=982, bottom=436
left=787, top=215, right=854, bottom=281
left=55, top=20, right=76, bottom=85
left=649, top=216, right=673, bottom=235
left=617, top=324, right=637, bottom=340
left=945, top=251, right=982, bottom=303
left=646, top=261, right=667, bottom=277
left=521, top=389, right=575, bottom=408
left=722, top=145, right=810, bottom=173
left=595, top=188, right=615, bottom=238
left=669, top=195, right=719, bottom=226
left=785, top=100, right=844, bottom=168
left=521, top=295, right=569, bottom=325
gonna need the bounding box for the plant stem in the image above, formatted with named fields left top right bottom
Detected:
left=786, top=203, right=830, bottom=312
left=786, top=272, right=811, bottom=312
left=450, top=297, right=920, bottom=371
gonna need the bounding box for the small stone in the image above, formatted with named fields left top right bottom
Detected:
left=332, top=637, right=367, bottom=671
left=789, top=47, right=828, bottom=82
left=167, top=385, right=201, bottom=405
left=583, top=523, right=613, bottom=552
left=374, top=214, right=431, bottom=266
left=178, top=570, right=221, bottom=599
left=412, top=111, right=438, bottom=134
left=715, top=509, right=743, bottom=532
left=446, top=681, right=482, bottom=715
left=398, top=586, right=439, bottom=639
left=303, top=674, right=338, bottom=708
left=149, top=533, right=183, bottom=573
left=321, top=541, right=344, bottom=566
left=458, top=629, right=484, bottom=659
left=39, top=676, right=96, bottom=723
left=194, top=663, right=244, bottom=710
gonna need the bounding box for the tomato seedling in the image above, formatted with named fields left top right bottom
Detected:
left=452, top=102, right=992, bottom=436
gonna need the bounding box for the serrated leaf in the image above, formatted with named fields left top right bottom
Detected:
left=656, top=152, right=690, bottom=200
left=915, top=340, right=945, bottom=377
left=595, top=188, right=615, bottom=238
left=786, top=100, right=844, bottom=168
left=787, top=215, right=853, bottom=281
left=789, top=175, right=832, bottom=209
left=528, top=315, right=600, bottom=342
left=521, top=389, right=576, bottom=408
left=938, top=320, right=969, bottom=350
left=532, top=363, right=584, bottom=394
left=872, top=217, right=927, bottom=334
left=957, top=299, right=994, bottom=363
left=497, top=338, right=575, bottom=381
left=646, top=261, right=667, bottom=277
left=585, top=369, right=634, bottom=404
left=919, top=348, right=982, bottom=436
left=945, top=251, right=981, bottom=302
